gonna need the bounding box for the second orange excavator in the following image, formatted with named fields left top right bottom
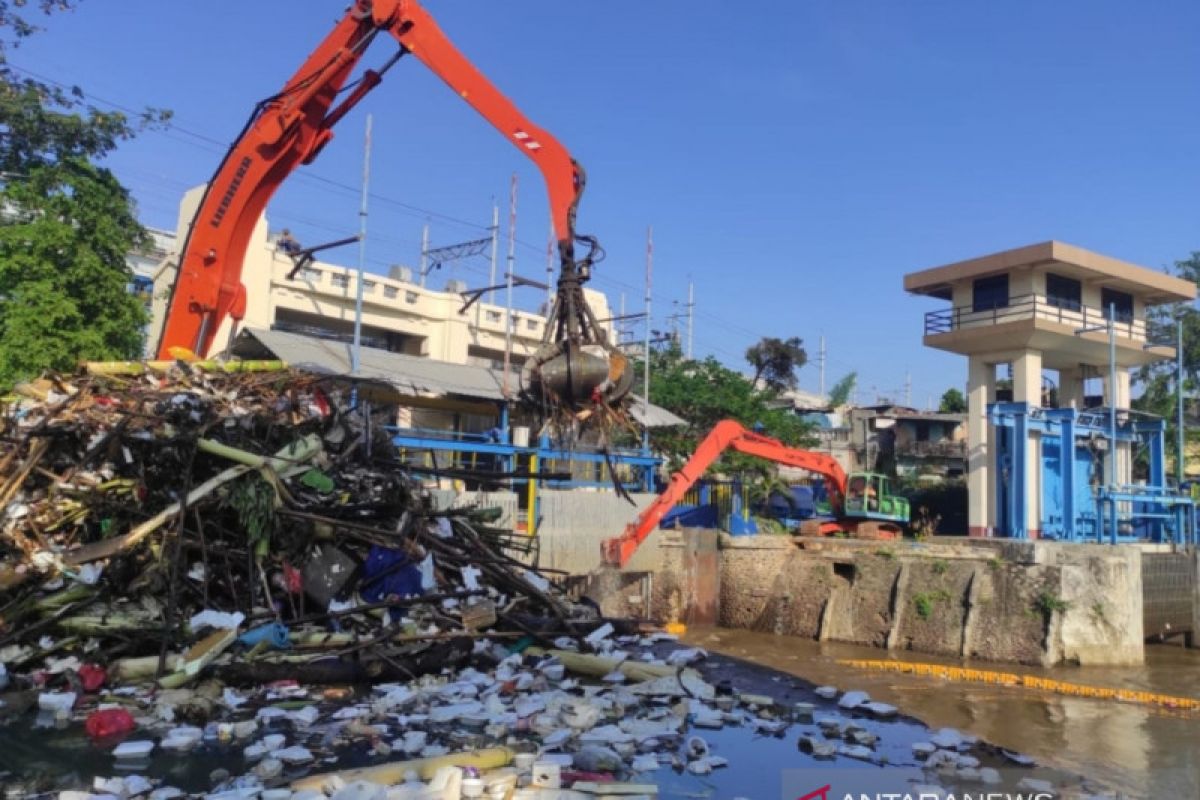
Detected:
left=602, top=420, right=911, bottom=567
left=153, top=0, right=631, bottom=416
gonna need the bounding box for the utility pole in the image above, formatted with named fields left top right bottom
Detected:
left=1178, top=315, right=1185, bottom=486
left=818, top=335, right=826, bottom=399
left=687, top=280, right=695, bottom=359
left=419, top=223, right=430, bottom=288
left=545, top=214, right=555, bottom=311
left=502, top=174, right=517, bottom=398
left=351, top=113, right=372, bottom=379
left=488, top=201, right=498, bottom=288
left=643, top=226, right=653, bottom=452
left=618, top=293, right=626, bottom=347
left=904, top=371, right=912, bottom=407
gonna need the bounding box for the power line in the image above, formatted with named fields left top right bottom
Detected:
left=10, top=63, right=876, bottom=373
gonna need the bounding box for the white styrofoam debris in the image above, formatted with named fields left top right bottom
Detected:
left=271, top=745, right=314, bottom=764
left=38, top=692, right=76, bottom=712
left=112, top=740, right=154, bottom=759
left=666, top=648, right=706, bottom=666
left=460, top=565, right=483, bottom=591
left=838, top=690, right=870, bottom=710
left=187, top=609, right=245, bottom=631
left=584, top=623, right=614, bottom=645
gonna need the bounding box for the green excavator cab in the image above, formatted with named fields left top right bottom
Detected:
left=842, top=472, right=910, bottom=524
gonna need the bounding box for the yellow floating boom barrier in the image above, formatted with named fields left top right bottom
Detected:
left=837, top=658, right=1200, bottom=711
left=85, top=359, right=287, bottom=376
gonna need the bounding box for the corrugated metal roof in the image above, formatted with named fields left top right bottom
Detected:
left=627, top=395, right=686, bottom=429
left=237, top=328, right=509, bottom=399
left=235, top=328, right=685, bottom=428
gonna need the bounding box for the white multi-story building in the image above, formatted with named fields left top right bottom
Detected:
left=147, top=186, right=614, bottom=367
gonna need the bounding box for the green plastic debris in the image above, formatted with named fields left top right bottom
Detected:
left=508, top=635, right=536, bottom=654
left=300, top=469, right=336, bottom=494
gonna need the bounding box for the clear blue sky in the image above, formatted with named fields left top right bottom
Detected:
left=11, top=1, right=1200, bottom=405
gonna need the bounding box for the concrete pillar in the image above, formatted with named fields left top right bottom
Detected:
left=1109, top=369, right=1133, bottom=486
left=967, top=357, right=996, bottom=537
left=1059, top=367, right=1086, bottom=409
left=1012, top=351, right=1044, bottom=537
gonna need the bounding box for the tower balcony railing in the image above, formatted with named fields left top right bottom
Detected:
left=924, top=293, right=1145, bottom=341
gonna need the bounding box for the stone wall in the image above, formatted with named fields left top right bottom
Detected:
left=652, top=535, right=1145, bottom=667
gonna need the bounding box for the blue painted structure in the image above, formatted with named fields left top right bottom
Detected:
left=987, top=402, right=1196, bottom=544
left=387, top=407, right=659, bottom=534
left=661, top=479, right=832, bottom=536
left=664, top=479, right=759, bottom=535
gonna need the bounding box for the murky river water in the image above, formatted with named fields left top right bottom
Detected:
left=685, top=626, right=1200, bottom=800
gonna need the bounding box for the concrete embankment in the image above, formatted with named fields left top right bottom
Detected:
left=439, top=487, right=1183, bottom=667
left=650, top=532, right=1148, bottom=666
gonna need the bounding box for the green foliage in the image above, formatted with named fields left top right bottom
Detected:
left=745, top=335, right=807, bottom=392
left=1034, top=591, right=1070, bottom=616
left=226, top=473, right=278, bottom=559
left=0, top=2, right=77, bottom=50
left=931, top=558, right=949, bottom=575
left=752, top=516, right=788, bottom=535
left=1132, top=252, right=1200, bottom=478
left=0, top=2, right=169, bottom=388
left=913, top=589, right=951, bottom=620
left=637, top=344, right=816, bottom=473
left=827, top=371, right=857, bottom=408
left=911, top=505, right=941, bottom=541
left=938, top=387, right=966, bottom=413
left=874, top=547, right=895, bottom=560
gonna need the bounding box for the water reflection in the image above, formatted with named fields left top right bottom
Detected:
left=684, top=627, right=1200, bottom=799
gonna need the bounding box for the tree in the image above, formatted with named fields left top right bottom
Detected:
left=0, top=1, right=168, bottom=388
left=827, top=371, right=857, bottom=408
left=1133, top=251, right=1200, bottom=477
left=636, top=344, right=816, bottom=473
left=938, top=387, right=966, bottom=413
left=745, top=336, right=807, bottom=392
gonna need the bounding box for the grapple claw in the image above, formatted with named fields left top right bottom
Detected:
left=521, top=342, right=633, bottom=408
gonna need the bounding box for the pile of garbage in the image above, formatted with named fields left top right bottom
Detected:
left=0, top=364, right=592, bottom=683
left=0, top=364, right=663, bottom=791
left=0, top=364, right=1072, bottom=800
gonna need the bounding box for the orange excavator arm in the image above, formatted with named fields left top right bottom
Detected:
left=155, top=0, right=617, bottom=404
left=602, top=420, right=850, bottom=567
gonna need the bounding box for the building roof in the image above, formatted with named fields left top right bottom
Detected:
left=904, top=241, right=1196, bottom=305
left=886, top=411, right=967, bottom=424
left=234, top=328, right=685, bottom=428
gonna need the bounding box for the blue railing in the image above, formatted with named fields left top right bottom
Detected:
left=385, top=426, right=657, bottom=492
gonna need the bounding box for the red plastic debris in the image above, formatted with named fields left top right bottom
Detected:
left=563, top=771, right=615, bottom=785
left=85, top=708, right=135, bottom=740
left=78, top=664, right=106, bottom=693
left=282, top=562, right=304, bottom=594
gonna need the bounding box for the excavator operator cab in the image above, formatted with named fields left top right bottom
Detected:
left=843, top=473, right=908, bottom=523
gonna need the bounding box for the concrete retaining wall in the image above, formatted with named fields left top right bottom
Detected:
left=534, top=490, right=661, bottom=575
left=428, top=486, right=1145, bottom=667
left=652, top=534, right=1145, bottom=667
left=428, top=488, right=661, bottom=575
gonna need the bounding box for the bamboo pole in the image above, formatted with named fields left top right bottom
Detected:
left=523, top=647, right=678, bottom=683
left=292, top=746, right=514, bottom=790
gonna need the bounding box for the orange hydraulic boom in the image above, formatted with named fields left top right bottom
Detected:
left=602, top=419, right=908, bottom=567
left=155, top=1, right=629, bottom=408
